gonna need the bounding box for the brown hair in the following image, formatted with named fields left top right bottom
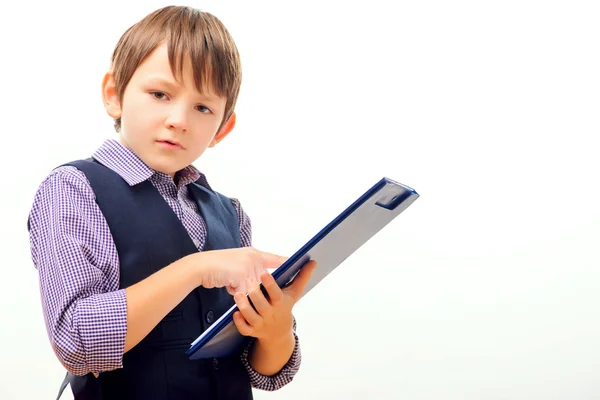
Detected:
left=110, top=6, right=242, bottom=132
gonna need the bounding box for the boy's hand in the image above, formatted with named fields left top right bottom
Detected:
left=232, top=261, right=317, bottom=343
left=195, top=247, right=287, bottom=295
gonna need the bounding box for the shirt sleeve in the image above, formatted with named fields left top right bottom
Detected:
left=240, top=318, right=302, bottom=391
left=229, top=198, right=303, bottom=390
left=28, top=166, right=127, bottom=376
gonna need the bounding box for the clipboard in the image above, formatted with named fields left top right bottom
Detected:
left=186, top=177, right=419, bottom=360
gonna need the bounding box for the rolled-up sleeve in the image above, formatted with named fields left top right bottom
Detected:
left=240, top=319, right=302, bottom=391
left=28, top=166, right=127, bottom=376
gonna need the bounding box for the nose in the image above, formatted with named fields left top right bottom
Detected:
left=164, top=104, right=189, bottom=133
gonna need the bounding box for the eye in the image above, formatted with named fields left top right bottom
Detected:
left=150, top=91, right=168, bottom=100
left=196, top=105, right=211, bottom=114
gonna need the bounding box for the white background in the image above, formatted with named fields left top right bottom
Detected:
left=1, top=0, right=599, bottom=399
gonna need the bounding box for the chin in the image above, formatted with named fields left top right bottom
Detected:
left=146, top=160, right=181, bottom=176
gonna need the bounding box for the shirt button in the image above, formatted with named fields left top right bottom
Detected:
left=206, top=310, right=214, bottom=324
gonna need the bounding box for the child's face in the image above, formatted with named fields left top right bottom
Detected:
left=105, top=42, right=234, bottom=177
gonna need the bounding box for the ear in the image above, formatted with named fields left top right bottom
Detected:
left=102, top=72, right=122, bottom=119
left=209, top=112, right=236, bottom=148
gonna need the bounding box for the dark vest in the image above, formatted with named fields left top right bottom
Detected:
left=53, top=158, right=253, bottom=400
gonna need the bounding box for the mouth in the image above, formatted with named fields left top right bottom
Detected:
left=156, top=139, right=184, bottom=150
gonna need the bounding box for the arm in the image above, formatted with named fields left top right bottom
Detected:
left=28, top=167, right=203, bottom=375
left=248, top=329, right=296, bottom=376
left=241, top=320, right=302, bottom=390
left=29, top=170, right=282, bottom=376
left=123, top=258, right=201, bottom=352
left=229, top=198, right=303, bottom=390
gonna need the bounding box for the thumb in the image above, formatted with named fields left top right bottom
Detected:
left=284, top=260, right=317, bottom=301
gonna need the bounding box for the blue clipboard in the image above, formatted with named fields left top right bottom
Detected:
left=186, top=177, right=419, bottom=360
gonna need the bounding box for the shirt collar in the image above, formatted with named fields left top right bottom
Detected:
left=92, top=139, right=210, bottom=190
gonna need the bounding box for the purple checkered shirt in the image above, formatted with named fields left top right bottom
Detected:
left=27, top=139, right=300, bottom=392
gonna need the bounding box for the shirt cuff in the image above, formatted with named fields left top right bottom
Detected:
left=239, top=322, right=302, bottom=391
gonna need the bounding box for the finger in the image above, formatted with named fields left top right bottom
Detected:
left=260, top=270, right=284, bottom=306
left=227, top=279, right=247, bottom=296
left=257, top=250, right=288, bottom=271
left=247, top=277, right=272, bottom=316
left=284, top=260, right=317, bottom=301
left=233, top=311, right=254, bottom=336
left=234, top=292, right=263, bottom=328
left=253, top=263, right=267, bottom=283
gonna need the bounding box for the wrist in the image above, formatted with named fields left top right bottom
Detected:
left=181, top=253, right=208, bottom=288
left=248, top=327, right=296, bottom=376
left=257, top=328, right=295, bottom=348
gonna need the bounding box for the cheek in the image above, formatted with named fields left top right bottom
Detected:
left=191, top=115, right=221, bottom=134
left=122, top=96, right=160, bottom=129
left=187, top=124, right=220, bottom=150
left=189, top=133, right=214, bottom=151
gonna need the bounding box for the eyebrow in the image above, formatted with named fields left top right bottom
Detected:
left=144, top=76, right=180, bottom=92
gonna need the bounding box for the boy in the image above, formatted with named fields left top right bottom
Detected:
left=27, top=6, right=315, bottom=400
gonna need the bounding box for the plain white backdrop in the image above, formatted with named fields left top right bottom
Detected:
left=1, top=0, right=599, bottom=398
